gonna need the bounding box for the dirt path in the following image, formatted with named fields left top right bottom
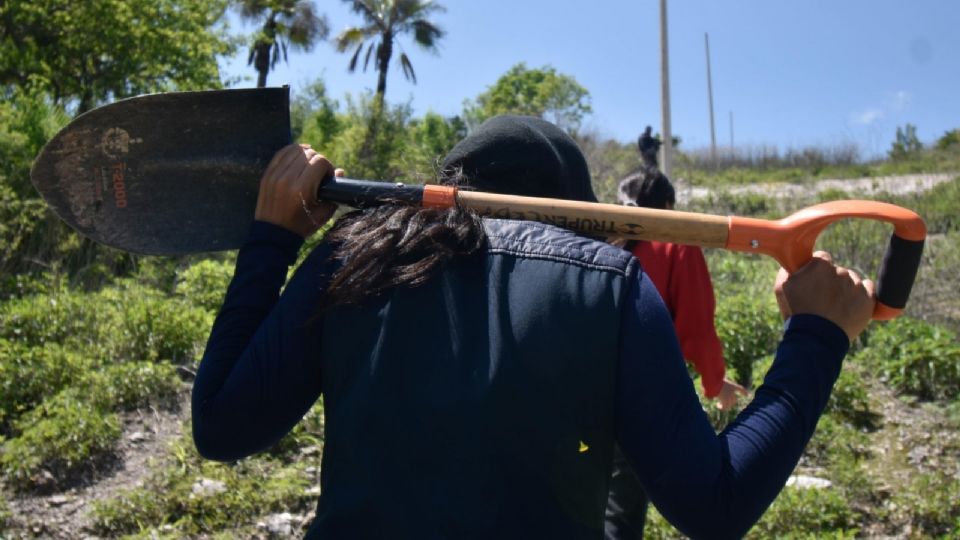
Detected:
left=676, top=173, right=956, bottom=205
left=4, top=398, right=187, bottom=539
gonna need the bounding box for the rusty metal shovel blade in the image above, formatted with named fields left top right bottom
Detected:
left=30, top=87, right=291, bottom=255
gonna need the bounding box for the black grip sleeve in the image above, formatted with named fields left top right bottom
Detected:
left=317, top=178, right=424, bottom=208
left=875, top=233, right=925, bottom=309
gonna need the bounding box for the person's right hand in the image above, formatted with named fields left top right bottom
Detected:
left=254, top=143, right=339, bottom=238
left=774, top=251, right=875, bottom=342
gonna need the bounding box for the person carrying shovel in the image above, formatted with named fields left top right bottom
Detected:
left=192, top=115, right=875, bottom=539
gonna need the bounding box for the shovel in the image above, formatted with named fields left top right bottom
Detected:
left=31, top=88, right=926, bottom=320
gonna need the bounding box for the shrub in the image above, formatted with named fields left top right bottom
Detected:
left=856, top=317, right=960, bottom=400
left=0, top=283, right=214, bottom=364
left=0, top=340, right=92, bottom=432
left=804, top=414, right=871, bottom=478
left=825, top=365, right=880, bottom=430
left=0, top=288, right=107, bottom=349
left=747, top=485, right=860, bottom=538
left=97, top=283, right=214, bottom=364
left=906, top=176, right=960, bottom=234
left=175, top=258, right=235, bottom=313
left=715, top=292, right=783, bottom=388
left=935, top=129, right=960, bottom=151
left=77, top=361, right=184, bottom=412
left=1, top=391, right=121, bottom=491
left=904, top=231, right=960, bottom=329
left=0, top=183, right=47, bottom=276
left=686, top=190, right=778, bottom=218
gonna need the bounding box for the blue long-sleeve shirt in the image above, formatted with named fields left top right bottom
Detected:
left=193, top=221, right=849, bottom=539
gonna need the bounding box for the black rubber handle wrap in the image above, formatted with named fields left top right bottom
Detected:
left=876, top=233, right=925, bottom=309
left=317, top=178, right=424, bottom=208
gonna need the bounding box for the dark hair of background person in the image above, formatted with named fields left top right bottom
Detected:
left=617, top=166, right=676, bottom=210
left=319, top=115, right=597, bottom=310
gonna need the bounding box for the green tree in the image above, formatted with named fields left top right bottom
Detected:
left=935, top=128, right=960, bottom=151
left=463, top=63, right=592, bottom=133
left=334, top=0, right=445, bottom=106
left=889, top=123, right=923, bottom=161
left=0, top=0, right=235, bottom=113
left=396, top=111, right=465, bottom=179
left=293, top=79, right=342, bottom=148
left=237, top=0, right=330, bottom=88
left=323, top=92, right=414, bottom=180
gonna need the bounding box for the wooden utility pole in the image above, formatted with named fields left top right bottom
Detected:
left=705, top=32, right=717, bottom=167
left=659, top=0, right=673, bottom=177
left=729, top=110, right=735, bottom=149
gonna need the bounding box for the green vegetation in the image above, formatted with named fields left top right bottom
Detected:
left=2, top=392, right=122, bottom=491
left=0, top=493, right=9, bottom=528
left=464, top=63, right=593, bottom=133
left=0, top=0, right=234, bottom=112
left=857, top=317, right=960, bottom=401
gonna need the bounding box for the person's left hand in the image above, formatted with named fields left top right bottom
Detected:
left=254, top=143, right=340, bottom=237
left=715, top=377, right=749, bottom=411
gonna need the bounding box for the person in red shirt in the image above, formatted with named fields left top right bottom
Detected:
left=605, top=165, right=749, bottom=540
left=616, top=166, right=748, bottom=407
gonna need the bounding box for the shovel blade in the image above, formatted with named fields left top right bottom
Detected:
left=30, top=87, right=291, bottom=255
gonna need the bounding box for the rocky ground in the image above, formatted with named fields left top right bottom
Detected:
left=675, top=173, right=955, bottom=204
left=3, top=400, right=187, bottom=539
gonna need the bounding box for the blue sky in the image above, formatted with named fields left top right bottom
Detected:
left=220, top=0, right=960, bottom=159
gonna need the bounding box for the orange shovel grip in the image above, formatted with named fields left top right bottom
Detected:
left=727, top=200, right=926, bottom=320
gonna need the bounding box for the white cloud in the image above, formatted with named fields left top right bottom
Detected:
left=853, top=109, right=884, bottom=125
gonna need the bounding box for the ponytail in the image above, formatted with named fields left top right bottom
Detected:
left=319, top=198, right=485, bottom=309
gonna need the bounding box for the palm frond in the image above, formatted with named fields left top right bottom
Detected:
left=271, top=43, right=281, bottom=68
left=346, top=0, right=389, bottom=32
left=398, top=0, right=445, bottom=19
left=399, top=52, right=416, bottom=83
left=336, top=27, right=369, bottom=52
left=284, top=2, right=330, bottom=47
left=237, top=0, right=272, bottom=21
left=410, top=19, right=443, bottom=48
left=348, top=43, right=364, bottom=71
left=363, top=42, right=376, bottom=71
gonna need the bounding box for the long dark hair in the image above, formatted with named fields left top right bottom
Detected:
left=617, top=166, right=675, bottom=210
left=319, top=176, right=486, bottom=309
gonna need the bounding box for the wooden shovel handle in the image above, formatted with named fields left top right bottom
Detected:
left=322, top=181, right=927, bottom=320
left=454, top=189, right=729, bottom=246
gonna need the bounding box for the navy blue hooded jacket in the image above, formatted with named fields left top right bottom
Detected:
left=193, top=217, right=848, bottom=540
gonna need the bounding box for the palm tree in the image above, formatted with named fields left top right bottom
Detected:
left=239, top=0, right=331, bottom=87
left=335, top=0, right=445, bottom=105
